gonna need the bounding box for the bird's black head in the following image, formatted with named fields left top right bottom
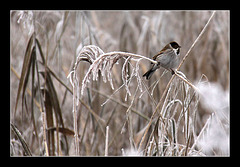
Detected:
left=170, top=41, right=181, bottom=49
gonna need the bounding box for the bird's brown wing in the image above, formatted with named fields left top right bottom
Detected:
left=152, top=51, right=163, bottom=61
left=152, top=44, right=171, bottom=60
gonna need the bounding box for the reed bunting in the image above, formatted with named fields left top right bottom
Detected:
left=143, top=41, right=181, bottom=80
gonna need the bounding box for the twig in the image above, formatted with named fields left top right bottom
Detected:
left=173, top=11, right=216, bottom=92
left=105, top=126, right=109, bottom=156
left=174, top=70, right=200, bottom=92
left=104, top=51, right=158, bottom=64
left=90, top=87, right=150, bottom=121
left=41, top=111, right=49, bottom=156
left=71, top=72, right=79, bottom=156
left=177, top=11, right=216, bottom=70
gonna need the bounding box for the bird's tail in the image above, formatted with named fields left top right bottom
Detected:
left=143, top=68, right=156, bottom=80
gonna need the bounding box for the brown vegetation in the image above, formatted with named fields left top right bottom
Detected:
left=10, top=10, right=229, bottom=156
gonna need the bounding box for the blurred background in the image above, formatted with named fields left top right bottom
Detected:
left=10, top=10, right=229, bottom=156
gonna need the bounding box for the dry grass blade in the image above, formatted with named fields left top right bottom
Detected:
left=42, top=88, right=55, bottom=156
left=35, top=38, right=46, bottom=64
left=47, top=127, right=75, bottom=137
left=11, top=65, right=42, bottom=110
left=13, top=33, right=41, bottom=153
left=14, top=33, right=34, bottom=114
left=153, top=116, right=160, bottom=156
left=39, top=71, right=64, bottom=129
left=36, top=38, right=70, bottom=154
left=11, top=123, right=32, bottom=156
left=39, top=70, right=69, bottom=154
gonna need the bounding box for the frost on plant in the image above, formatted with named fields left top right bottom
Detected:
left=17, top=11, right=34, bottom=35
left=68, top=45, right=152, bottom=101
left=121, top=148, right=143, bottom=156
left=196, top=82, right=229, bottom=155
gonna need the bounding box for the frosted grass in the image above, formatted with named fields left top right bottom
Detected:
left=196, top=82, right=229, bottom=155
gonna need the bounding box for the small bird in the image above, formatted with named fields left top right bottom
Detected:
left=143, top=41, right=181, bottom=80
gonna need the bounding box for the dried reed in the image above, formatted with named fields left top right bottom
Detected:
left=11, top=10, right=229, bottom=156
